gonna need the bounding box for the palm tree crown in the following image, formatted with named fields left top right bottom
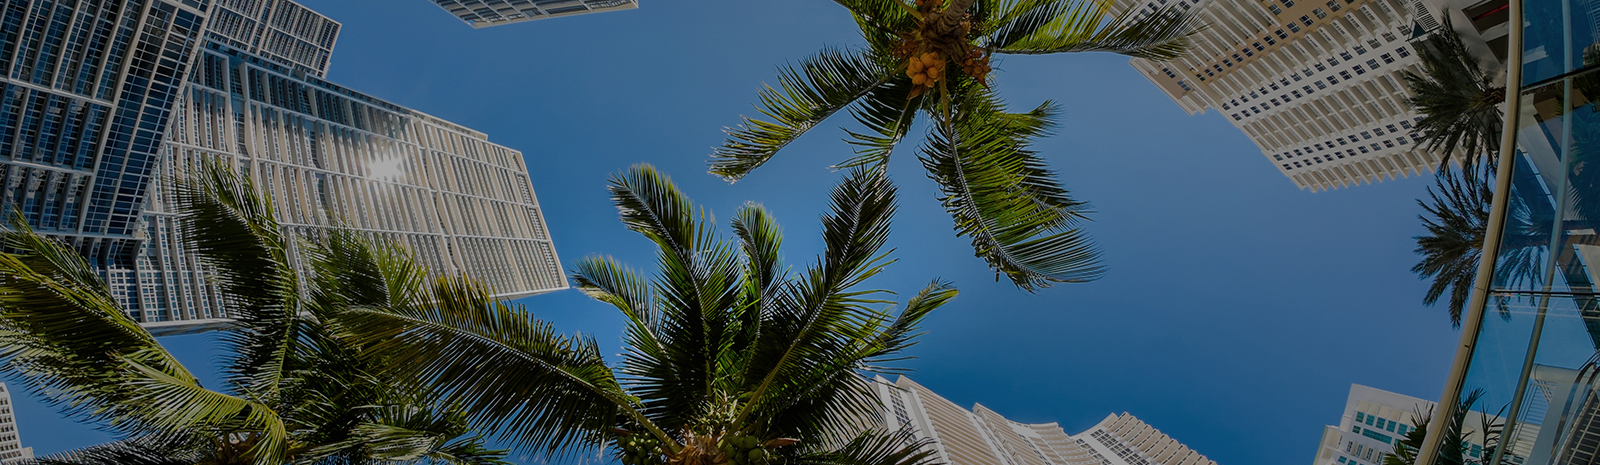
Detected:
left=1402, top=18, right=1505, bottom=166
left=0, top=164, right=505, bottom=465
left=713, top=0, right=1198, bottom=291
left=338, top=165, right=955, bottom=465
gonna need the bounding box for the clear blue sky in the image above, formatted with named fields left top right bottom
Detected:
left=8, top=1, right=1464, bottom=463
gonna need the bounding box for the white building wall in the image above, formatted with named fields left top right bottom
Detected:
left=1109, top=0, right=1506, bottom=191
left=868, top=376, right=1218, bottom=465
left=0, top=383, right=29, bottom=464
left=431, top=0, right=638, bottom=28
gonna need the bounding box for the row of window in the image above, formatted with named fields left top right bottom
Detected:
left=1225, top=43, right=1409, bottom=122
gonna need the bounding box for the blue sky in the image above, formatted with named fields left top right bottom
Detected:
left=7, top=1, right=1464, bottom=463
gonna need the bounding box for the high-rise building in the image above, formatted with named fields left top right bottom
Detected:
left=0, top=0, right=566, bottom=334
left=869, top=376, right=1219, bottom=465
left=0, top=383, right=30, bottom=464
left=430, top=0, right=638, bottom=28
left=1108, top=0, right=1511, bottom=191
left=1310, top=385, right=1493, bottom=465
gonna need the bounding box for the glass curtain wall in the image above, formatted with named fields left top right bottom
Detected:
left=1432, top=0, right=1600, bottom=461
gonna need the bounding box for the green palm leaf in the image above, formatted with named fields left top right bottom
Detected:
left=172, top=162, right=303, bottom=399
left=339, top=277, right=650, bottom=458
left=993, top=1, right=1197, bottom=60
left=921, top=89, right=1104, bottom=290
left=1401, top=17, right=1504, bottom=165
left=712, top=48, right=895, bottom=180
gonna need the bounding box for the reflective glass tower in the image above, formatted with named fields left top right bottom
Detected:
left=1421, top=0, right=1600, bottom=460
left=0, top=0, right=566, bottom=334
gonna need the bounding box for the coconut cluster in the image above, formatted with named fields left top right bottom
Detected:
left=893, top=0, right=994, bottom=97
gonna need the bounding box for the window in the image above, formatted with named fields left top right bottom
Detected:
left=1269, top=3, right=1282, bottom=13
left=1276, top=29, right=1289, bottom=39
left=1314, top=143, right=1323, bottom=150
left=1294, top=162, right=1303, bottom=167
left=1270, top=99, right=1280, bottom=106
left=1359, top=146, right=1369, bottom=153
left=1232, top=114, right=1241, bottom=120
left=1315, top=62, right=1327, bottom=71
left=1295, top=149, right=1304, bottom=155
left=1354, top=45, right=1367, bottom=54
left=1383, top=140, right=1395, bottom=148
left=1303, top=85, right=1314, bottom=93
left=1292, top=73, right=1302, bottom=81
left=1376, top=418, right=1386, bottom=428
left=1367, top=59, right=1380, bottom=69
left=1368, top=39, right=1382, bottom=49
left=1254, top=42, right=1265, bottom=51
left=1293, top=90, right=1303, bottom=97
left=1396, top=46, right=1410, bottom=57
left=1252, top=107, right=1260, bottom=114
left=1266, top=36, right=1278, bottom=45
left=1314, top=157, right=1323, bottom=163
left=1327, top=0, right=1341, bottom=10
left=1289, top=22, right=1301, bottom=32
left=1360, top=131, right=1371, bottom=139
left=1328, top=75, right=1340, bottom=84
left=1274, top=154, right=1283, bottom=160
left=1380, top=53, right=1394, bottom=63
left=1299, top=15, right=1313, bottom=25
left=1284, top=0, right=1294, bottom=6
left=1314, top=7, right=1326, bottom=17
left=1283, top=164, right=1292, bottom=169
left=1386, top=420, right=1397, bottom=432
left=1385, top=124, right=1397, bottom=132
left=1399, top=120, right=1412, bottom=129
left=1340, top=51, right=1353, bottom=60
left=1339, top=71, right=1352, bottom=79
left=1224, top=59, right=1232, bottom=67
left=1337, top=138, right=1346, bottom=145
left=1353, top=65, right=1365, bottom=74
left=1269, top=82, right=1279, bottom=90
left=1233, top=53, right=1243, bottom=61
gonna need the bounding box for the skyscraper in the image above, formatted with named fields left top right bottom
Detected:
left=1310, top=385, right=1489, bottom=465
left=870, top=376, right=1219, bottom=465
left=430, top=0, right=638, bottom=28
left=1107, top=0, right=1511, bottom=191
left=0, top=0, right=566, bottom=334
left=0, top=383, right=30, bottom=464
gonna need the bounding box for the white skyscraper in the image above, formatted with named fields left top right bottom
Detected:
left=1310, top=385, right=1491, bottom=465
left=0, top=0, right=567, bottom=334
left=430, top=0, right=638, bottom=27
left=0, top=383, right=31, bottom=464
left=1108, top=0, right=1511, bottom=191
left=870, top=376, right=1219, bottom=465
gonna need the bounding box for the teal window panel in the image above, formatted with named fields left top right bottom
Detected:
left=1361, top=428, right=1393, bottom=444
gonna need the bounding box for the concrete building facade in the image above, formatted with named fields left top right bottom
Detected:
left=1108, top=0, right=1512, bottom=191
left=870, top=376, right=1219, bottom=465
left=0, top=0, right=566, bottom=334
left=430, top=0, right=637, bottom=28
left=0, top=383, right=30, bottom=464
left=1311, top=385, right=1490, bottom=465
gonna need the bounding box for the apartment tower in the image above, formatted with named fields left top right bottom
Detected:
left=870, top=376, right=1220, bottom=465
left=430, top=0, right=638, bottom=27
left=1108, top=0, right=1511, bottom=191
left=0, top=0, right=566, bottom=333
left=0, top=384, right=29, bottom=463
left=1310, top=385, right=1489, bottom=465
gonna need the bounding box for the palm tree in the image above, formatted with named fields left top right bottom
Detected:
left=1402, top=17, right=1505, bottom=166
left=1412, top=161, right=1547, bottom=327
left=1385, top=390, right=1502, bottom=465
left=336, top=165, right=953, bottom=465
left=0, top=163, right=506, bottom=465
left=711, top=0, right=1198, bottom=291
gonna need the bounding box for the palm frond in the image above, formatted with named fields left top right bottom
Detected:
left=713, top=48, right=895, bottom=180
left=1401, top=17, right=1504, bottom=165
left=173, top=161, right=302, bottom=398
left=338, top=276, right=644, bottom=458
left=22, top=439, right=202, bottom=465
left=920, top=89, right=1104, bottom=290
left=732, top=203, right=788, bottom=294
left=607, top=165, right=749, bottom=434
left=736, top=169, right=902, bottom=439
left=993, top=1, right=1197, bottom=60
left=840, top=75, right=924, bottom=170
left=790, top=428, right=938, bottom=465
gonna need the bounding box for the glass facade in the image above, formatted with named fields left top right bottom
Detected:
left=1430, top=0, right=1600, bottom=460
left=0, top=0, right=566, bottom=333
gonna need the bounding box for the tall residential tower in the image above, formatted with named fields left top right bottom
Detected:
left=0, top=384, right=30, bottom=463
left=0, top=0, right=567, bottom=334
left=1109, top=0, right=1511, bottom=191
left=869, top=376, right=1220, bottom=465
